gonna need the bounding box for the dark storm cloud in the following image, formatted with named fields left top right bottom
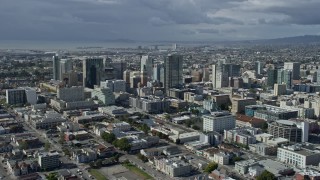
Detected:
left=197, top=29, right=220, bottom=34
left=0, top=0, right=319, bottom=41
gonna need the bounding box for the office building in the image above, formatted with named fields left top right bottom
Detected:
left=129, top=96, right=170, bottom=114
left=23, top=87, right=37, bottom=105
left=224, top=128, right=257, bottom=146
left=284, top=62, right=300, bottom=80
left=268, top=120, right=309, bottom=142
left=164, top=54, right=183, bottom=93
left=100, top=80, right=126, bottom=93
left=53, top=54, right=60, bottom=80
left=38, top=151, right=60, bottom=170
left=277, top=144, right=320, bottom=168
left=57, top=86, right=85, bottom=102
left=231, top=98, right=256, bottom=114
left=61, top=71, right=78, bottom=87
left=154, top=157, right=192, bottom=177
left=92, top=88, right=115, bottom=105
left=153, top=64, right=163, bottom=82
left=203, top=112, right=235, bottom=133
left=274, top=83, right=287, bottom=96
left=6, top=89, right=26, bottom=105
left=59, top=59, right=73, bottom=81
left=212, top=62, right=228, bottom=89
left=254, top=61, right=263, bottom=76
left=245, top=105, right=298, bottom=121
left=203, top=99, right=220, bottom=112
left=278, top=69, right=293, bottom=89
left=108, top=61, right=127, bottom=79
left=140, top=55, right=153, bottom=80
left=317, top=69, right=320, bottom=84
left=83, top=58, right=104, bottom=88
left=267, top=67, right=278, bottom=87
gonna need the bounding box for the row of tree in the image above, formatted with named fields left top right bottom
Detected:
left=101, top=132, right=131, bottom=152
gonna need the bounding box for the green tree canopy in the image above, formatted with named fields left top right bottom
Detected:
left=256, top=170, right=276, bottom=180
left=204, top=162, right=218, bottom=173
left=44, top=141, right=51, bottom=151
left=46, top=173, right=58, bottom=180
left=113, top=138, right=131, bottom=152
left=101, top=132, right=116, bottom=143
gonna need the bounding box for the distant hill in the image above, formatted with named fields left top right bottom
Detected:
left=257, top=35, right=320, bottom=44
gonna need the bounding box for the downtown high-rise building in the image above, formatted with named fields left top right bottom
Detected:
left=83, top=58, right=104, bottom=88
left=140, top=55, right=154, bottom=80
left=277, top=69, right=293, bottom=89
left=53, top=54, right=60, bottom=80
left=164, top=54, right=183, bottom=93
left=212, top=62, right=228, bottom=89
left=212, top=61, right=241, bottom=89
left=254, top=61, right=263, bottom=76
left=284, top=62, right=300, bottom=80
left=60, top=59, right=73, bottom=80
left=267, top=67, right=278, bottom=87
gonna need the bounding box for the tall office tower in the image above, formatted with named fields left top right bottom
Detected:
left=274, top=83, right=287, bottom=96
left=224, top=63, right=241, bottom=77
left=160, top=67, right=165, bottom=85
left=140, top=55, right=154, bottom=80
left=53, top=54, right=60, bottom=80
left=202, top=68, right=210, bottom=82
left=110, top=61, right=127, bottom=79
left=212, top=62, right=228, bottom=89
left=61, top=71, right=78, bottom=87
left=278, top=69, right=293, bottom=89
left=153, top=64, right=163, bottom=82
left=317, top=69, right=320, bottom=84
left=140, top=70, right=148, bottom=87
left=164, top=54, right=183, bottom=93
left=123, top=70, right=131, bottom=83
left=254, top=61, right=263, bottom=76
left=267, top=67, right=278, bottom=87
left=6, top=89, right=27, bottom=105
left=284, top=62, right=300, bottom=80
left=83, top=58, right=104, bottom=88
left=60, top=59, right=73, bottom=81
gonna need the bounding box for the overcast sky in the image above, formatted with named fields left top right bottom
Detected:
left=1, top=0, right=320, bottom=42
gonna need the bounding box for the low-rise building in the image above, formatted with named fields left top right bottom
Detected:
left=277, top=144, right=320, bottom=168
left=154, top=157, right=192, bottom=177
left=213, top=152, right=229, bottom=165
left=295, top=169, right=320, bottom=180
left=203, top=111, right=235, bottom=133
left=38, top=151, right=60, bottom=170
left=235, top=159, right=257, bottom=175
left=169, top=132, right=200, bottom=144
left=73, top=148, right=97, bottom=163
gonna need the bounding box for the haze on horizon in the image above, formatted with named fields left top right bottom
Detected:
left=1, top=0, right=320, bottom=42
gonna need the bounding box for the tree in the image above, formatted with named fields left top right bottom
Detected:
left=44, top=141, right=51, bottom=151
left=58, top=132, right=65, bottom=144
left=140, top=124, right=150, bottom=134
left=192, top=125, right=200, bottom=130
left=204, top=162, right=218, bottom=173
left=101, top=132, right=116, bottom=143
left=113, top=138, right=131, bottom=152
left=137, top=153, right=148, bottom=162
left=256, top=170, right=276, bottom=180
left=46, top=173, right=58, bottom=180
left=19, top=141, right=29, bottom=150
left=164, top=114, right=171, bottom=120
left=262, top=122, right=268, bottom=132
left=185, top=120, right=193, bottom=127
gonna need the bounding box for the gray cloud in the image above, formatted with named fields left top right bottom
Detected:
left=0, top=0, right=319, bottom=41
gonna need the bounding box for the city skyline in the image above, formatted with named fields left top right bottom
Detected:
left=1, top=0, right=320, bottom=42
